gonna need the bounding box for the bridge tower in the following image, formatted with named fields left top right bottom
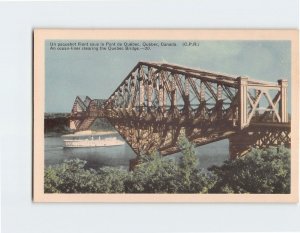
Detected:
left=238, top=77, right=248, bottom=130
left=229, top=78, right=290, bottom=158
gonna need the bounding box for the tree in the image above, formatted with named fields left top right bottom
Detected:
left=124, top=152, right=181, bottom=193
left=44, top=159, right=127, bottom=193
left=44, top=143, right=291, bottom=194
left=208, top=146, right=291, bottom=194
left=125, top=137, right=215, bottom=193
left=177, top=136, right=216, bottom=193
left=94, top=167, right=127, bottom=193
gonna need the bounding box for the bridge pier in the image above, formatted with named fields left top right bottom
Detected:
left=229, top=125, right=291, bottom=159
left=229, top=131, right=255, bottom=159
left=129, top=158, right=139, bottom=171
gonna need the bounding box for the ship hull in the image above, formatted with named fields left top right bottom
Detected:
left=63, top=137, right=125, bottom=148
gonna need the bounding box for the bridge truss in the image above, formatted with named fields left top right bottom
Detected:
left=70, top=62, right=290, bottom=157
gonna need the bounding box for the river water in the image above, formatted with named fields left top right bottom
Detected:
left=45, top=134, right=229, bottom=170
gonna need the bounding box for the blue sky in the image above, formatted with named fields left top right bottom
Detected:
left=45, top=40, right=291, bottom=113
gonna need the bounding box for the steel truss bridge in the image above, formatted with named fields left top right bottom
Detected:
left=70, top=61, right=291, bottom=161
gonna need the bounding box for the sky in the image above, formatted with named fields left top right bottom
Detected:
left=45, top=40, right=291, bottom=113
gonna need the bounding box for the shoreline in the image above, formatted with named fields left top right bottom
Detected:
left=46, top=130, right=118, bottom=138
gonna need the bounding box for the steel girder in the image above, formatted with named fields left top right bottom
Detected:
left=69, top=62, right=290, bottom=157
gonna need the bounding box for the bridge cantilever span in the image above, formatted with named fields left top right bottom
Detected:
left=69, top=61, right=291, bottom=159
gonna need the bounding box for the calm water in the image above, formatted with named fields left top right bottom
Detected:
left=45, top=134, right=230, bottom=170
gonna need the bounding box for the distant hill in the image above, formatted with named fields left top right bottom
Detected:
left=44, top=113, right=114, bottom=135
left=44, top=113, right=71, bottom=135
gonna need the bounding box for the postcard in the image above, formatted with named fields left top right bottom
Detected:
left=34, top=29, right=298, bottom=202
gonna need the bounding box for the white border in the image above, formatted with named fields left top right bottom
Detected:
left=0, top=1, right=299, bottom=233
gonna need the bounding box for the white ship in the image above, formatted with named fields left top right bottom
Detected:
left=62, top=131, right=125, bottom=148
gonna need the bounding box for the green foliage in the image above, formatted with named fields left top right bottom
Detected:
left=177, top=136, right=206, bottom=193
left=208, top=146, right=291, bottom=194
left=44, top=159, right=127, bottom=193
left=173, top=136, right=215, bottom=193
left=95, top=167, right=127, bottom=193
left=44, top=138, right=291, bottom=194
left=124, top=138, right=214, bottom=193
left=124, top=152, right=181, bottom=193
